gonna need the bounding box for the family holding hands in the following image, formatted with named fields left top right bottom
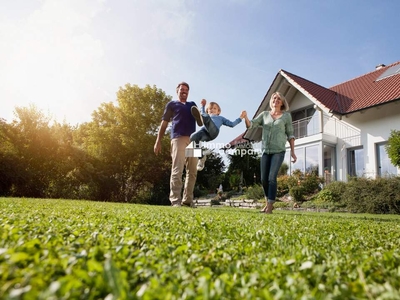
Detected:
left=154, top=81, right=296, bottom=213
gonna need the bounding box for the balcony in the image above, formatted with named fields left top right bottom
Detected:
left=293, top=112, right=360, bottom=146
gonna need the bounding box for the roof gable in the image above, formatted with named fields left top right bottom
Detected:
left=280, top=70, right=341, bottom=114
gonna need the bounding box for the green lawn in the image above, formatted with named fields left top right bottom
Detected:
left=1, top=198, right=399, bottom=299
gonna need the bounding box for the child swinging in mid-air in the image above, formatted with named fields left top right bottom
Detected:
left=190, top=99, right=246, bottom=171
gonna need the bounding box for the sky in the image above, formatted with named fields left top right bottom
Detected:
left=1, top=0, right=399, bottom=159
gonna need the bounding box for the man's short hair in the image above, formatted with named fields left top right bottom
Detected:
left=176, top=82, right=190, bottom=93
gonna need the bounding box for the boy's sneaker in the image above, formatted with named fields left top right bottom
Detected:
left=191, top=106, right=203, bottom=126
left=197, top=156, right=207, bottom=171
left=202, top=149, right=212, bottom=156
left=197, top=149, right=211, bottom=171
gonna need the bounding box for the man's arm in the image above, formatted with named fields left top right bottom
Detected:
left=154, top=120, right=168, bottom=155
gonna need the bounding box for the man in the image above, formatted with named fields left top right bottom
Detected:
left=154, top=82, right=198, bottom=207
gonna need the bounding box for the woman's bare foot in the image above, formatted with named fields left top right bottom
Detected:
left=265, top=202, right=274, bottom=214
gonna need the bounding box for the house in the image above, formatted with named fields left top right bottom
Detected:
left=231, top=61, right=400, bottom=182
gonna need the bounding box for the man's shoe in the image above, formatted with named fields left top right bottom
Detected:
left=191, top=106, right=203, bottom=126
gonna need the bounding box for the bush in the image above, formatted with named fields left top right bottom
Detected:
left=285, top=170, right=324, bottom=202
left=386, top=129, right=400, bottom=168
left=314, top=189, right=336, bottom=202
left=323, top=181, right=347, bottom=202
left=277, top=175, right=291, bottom=197
left=302, top=173, right=324, bottom=195
left=243, top=184, right=264, bottom=201
left=342, top=177, right=400, bottom=214
left=290, top=185, right=305, bottom=202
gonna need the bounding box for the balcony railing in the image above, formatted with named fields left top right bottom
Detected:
left=293, top=113, right=360, bottom=146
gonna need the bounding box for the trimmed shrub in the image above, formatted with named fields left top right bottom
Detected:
left=320, top=181, right=347, bottom=204
left=243, top=184, right=264, bottom=201
left=342, top=177, right=400, bottom=214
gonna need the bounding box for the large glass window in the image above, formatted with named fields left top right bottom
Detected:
left=348, top=147, right=364, bottom=177
left=377, top=142, right=398, bottom=177
left=286, top=144, right=320, bottom=175
left=323, top=144, right=336, bottom=183
left=291, top=147, right=304, bottom=173
left=305, top=145, right=319, bottom=175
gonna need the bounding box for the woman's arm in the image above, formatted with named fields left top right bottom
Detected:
left=289, top=138, right=297, bottom=163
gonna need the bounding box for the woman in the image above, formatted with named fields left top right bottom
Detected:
left=243, top=92, right=297, bottom=214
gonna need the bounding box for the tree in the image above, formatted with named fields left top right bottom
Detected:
left=0, top=118, right=19, bottom=195
left=2, top=105, right=59, bottom=197
left=195, top=149, right=225, bottom=193
left=386, top=129, right=400, bottom=168
left=225, top=144, right=260, bottom=191
left=75, top=84, right=172, bottom=203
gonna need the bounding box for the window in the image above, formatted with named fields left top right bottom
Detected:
left=286, top=144, right=320, bottom=175
left=348, top=147, right=364, bottom=177
left=376, top=64, right=400, bottom=81
left=291, top=147, right=304, bottom=173
left=305, top=145, right=319, bottom=175
left=377, top=142, right=398, bottom=177
left=291, top=106, right=318, bottom=139
left=323, top=144, right=336, bottom=183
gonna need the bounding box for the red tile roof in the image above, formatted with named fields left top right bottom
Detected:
left=283, top=61, right=400, bottom=114
left=329, top=61, right=400, bottom=113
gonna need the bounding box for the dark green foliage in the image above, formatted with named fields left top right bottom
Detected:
left=386, top=129, right=400, bottom=168
left=225, top=144, right=260, bottom=190
left=195, top=149, right=225, bottom=192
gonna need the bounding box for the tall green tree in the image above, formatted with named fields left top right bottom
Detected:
left=0, top=118, right=20, bottom=195
left=4, top=105, right=61, bottom=197
left=76, top=84, right=172, bottom=203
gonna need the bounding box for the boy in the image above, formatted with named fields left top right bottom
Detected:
left=190, top=99, right=246, bottom=170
